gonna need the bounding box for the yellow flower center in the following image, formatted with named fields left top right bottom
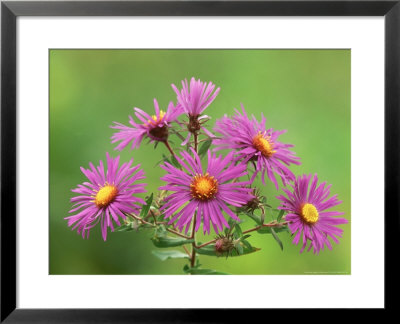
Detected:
left=190, top=173, right=218, bottom=201
left=252, top=132, right=276, bottom=157
left=300, top=203, right=319, bottom=224
left=146, top=110, right=166, bottom=126
left=94, top=184, right=118, bottom=208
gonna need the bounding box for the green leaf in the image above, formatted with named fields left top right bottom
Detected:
left=234, top=224, right=243, bottom=237
left=277, top=209, right=285, bottom=223
left=170, top=154, right=181, bottom=169
left=198, top=138, right=212, bottom=157
left=157, top=213, right=166, bottom=222
left=195, top=244, right=260, bottom=257
left=270, top=228, right=283, bottom=251
left=115, top=219, right=140, bottom=232
left=115, top=225, right=135, bottom=232
left=241, top=239, right=253, bottom=250
left=170, top=128, right=186, bottom=142
left=257, top=225, right=288, bottom=234
left=266, top=208, right=285, bottom=221
left=154, top=154, right=171, bottom=167
left=139, top=193, right=153, bottom=218
left=236, top=242, right=244, bottom=255
left=243, top=211, right=262, bottom=225
left=228, top=217, right=237, bottom=227
left=151, top=236, right=194, bottom=248
left=154, top=224, right=167, bottom=238
left=152, top=250, right=189, bottom=261
left=183, top=265, right=229, bottom=275
left=162, top=154, right=171, bottom=164
left=260, top=207, right=266, bottom=224
left=193, top=245, right=217, bottom=256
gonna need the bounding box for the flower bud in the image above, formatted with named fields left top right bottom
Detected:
left=214, top=235, right=235, bottom=256
left=243, top=188, right=264, bottom=213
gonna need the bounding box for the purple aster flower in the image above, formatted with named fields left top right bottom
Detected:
left=159, top=148, right=253, bottom=234
left=171, top=77, right=220, bottom=145
left=213, top=104, right=301, bottom=189
left=65, top=153, right=146, bottom=241
left=172, top=77, right=220, bottom=117
left=110, top=99, right=183, bottom=151
left=276, top=174, right=348, bottom=254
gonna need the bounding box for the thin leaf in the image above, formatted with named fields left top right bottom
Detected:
left=236, top=242, right=244, bottom=255
left=241, top=239, right=253, bottom=250
left=154, top=154, right=172, bottom=167
left=151, top=236, right=194, bottom=248
left=152, top=250, right=189, bottom=261
left=170, top=154, right=181, bottom=169
left=243, top=211, right=262, bottom=225
left=270, top=228, right=283, bottom=251
left=266, top=208, right=284, bottom=221
left=115, top=225, right=135, bottom=232
left=183, top=266, right=229, bottom=275
left=260, top=206, right=265, bottom=224
left=198, top=138, right=212, bottom=157
left=277, top=209, right=285, bottom=223
left=139, top=193, right=153, bottom=218
left=235, top=224, right=243, bottom=237
left=115, top=219, right=140, bottom=232
left=162, top=154, right=171, bottom=164
left=257, top=225, right=288, bottom=234
left=195, top=244, right=260, bottom=257
left=170, top=128, right=186, bottom=142
left=154, top=224, right=167, bottom=238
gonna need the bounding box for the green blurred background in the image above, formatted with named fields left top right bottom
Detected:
left=49, top=49, right=350, bottom=275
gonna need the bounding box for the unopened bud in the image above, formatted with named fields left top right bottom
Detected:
left=187, top=115, right=201, bottom=133
left=243, top=188, right=263, bottom=213
left=214, top=235, right=235, bottom=256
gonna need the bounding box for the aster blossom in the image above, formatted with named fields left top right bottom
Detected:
left=213, top=105, right=300, bottom=189
left=111, top=98, right=183, bottom=151
left=171, top=77, right=220, bottom=145
left=159, top=148, right=253, bottom=234
left=65, top=153, right=146, bottom=241
left=172, top=77, right=220, bottom=117
left=276, top=174, right=348, bottom=254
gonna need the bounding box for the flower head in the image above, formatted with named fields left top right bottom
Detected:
left=111, top=99, right=183, bottom=151
left=171, top=77, right=220, bottom=117
left=276, top=174, right=348, bottom=254
left=65, top=153, right=146, bottom=241
left=213, top=105, right=301, bottom=189
left=171, top=77, right=220, bottom=146
left=159, top=149, right=253, bottom=234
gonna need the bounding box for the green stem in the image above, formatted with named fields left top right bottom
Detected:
left=194, top=132, right=198, bottom=153
left=189, top=132, right=199, bottom=270
left=190, top=214, right=197, bottom=268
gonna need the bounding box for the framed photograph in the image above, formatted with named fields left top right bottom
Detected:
left=1, top=0, right=396, bottom=321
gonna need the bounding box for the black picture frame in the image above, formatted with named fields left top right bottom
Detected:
left=1, top=0, right=397, bottom=321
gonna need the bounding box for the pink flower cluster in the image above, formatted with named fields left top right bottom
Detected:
left=66, top=77, right=347, bottom=254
